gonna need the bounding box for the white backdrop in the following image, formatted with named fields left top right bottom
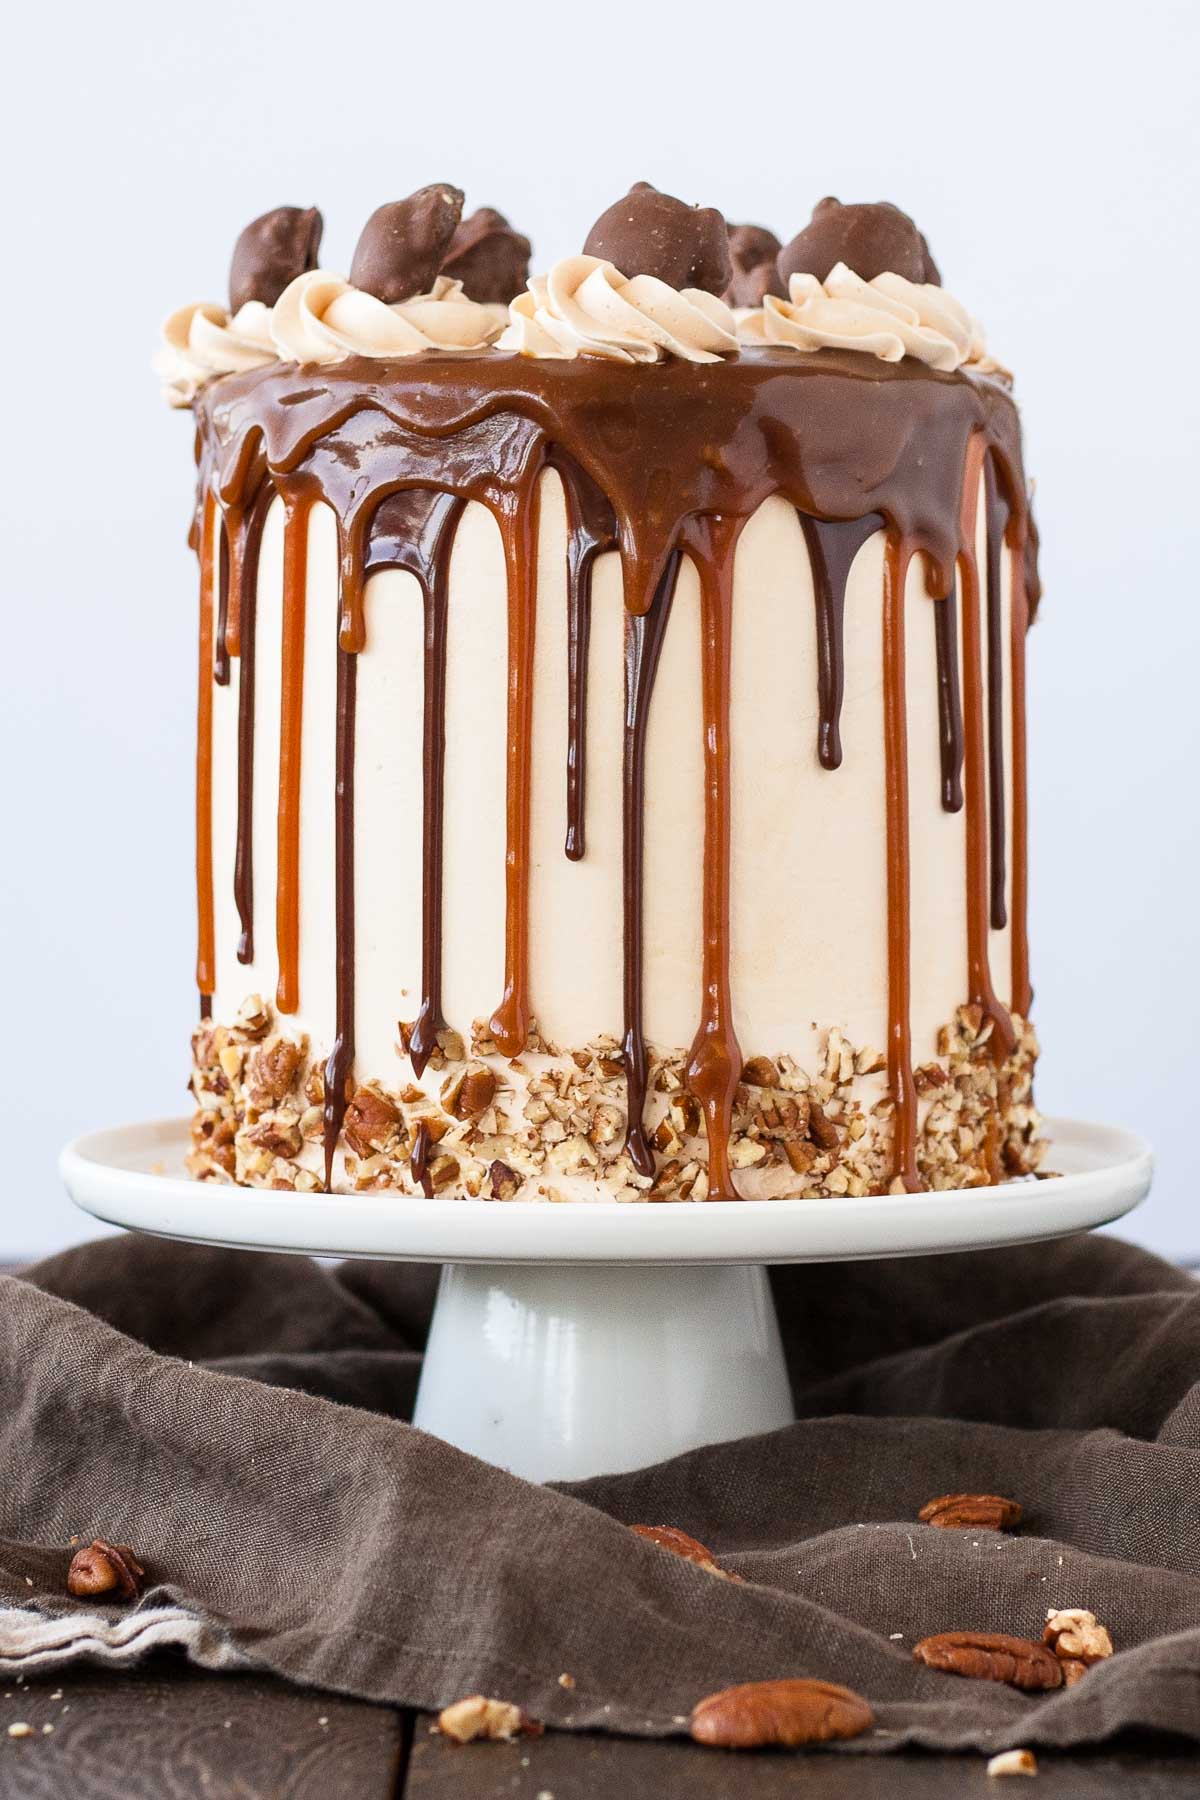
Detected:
left=3, top=0, right=1198, bottom=1260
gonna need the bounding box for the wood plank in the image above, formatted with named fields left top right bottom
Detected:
left=0, top=1660, right=405, bottom=1800
left=404, top=1718, right=1200, bottom=1798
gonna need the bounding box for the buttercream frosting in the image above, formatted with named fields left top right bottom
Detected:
left=269, top=270, right=503, bottom=364
left=155, top=300, right=277, bottom=406
left=498, top=256, right=738, bottom=364
left=737, top=263, right=990, bottom=373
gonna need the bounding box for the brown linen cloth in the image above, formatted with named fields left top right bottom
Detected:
left=2, top=1231, right=1200, bottom=1754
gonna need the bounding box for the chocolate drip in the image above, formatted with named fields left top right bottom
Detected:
left=489, top=476, right=544, bottom=1059
left=232, top=485, right=272, bottom=964
left=195, top=491, right=217, bottom=1006
left=275, top=496, right=311, bottom=1015
left=364, top=488, right=466, bottom=1077
left=1009, top=516, right=1032, bottom=1018
left=798, top=512, right=881, bottom=771
left=684, top=514, right=745, bottom=1201
left=958, top=435, right=1017, bottom=1067
left=881, top=537, right=923, bottom=1193
left=322, top=641, right=358, bottom=1190
left=932, top=581, right=965, bottom=812
left=983, top=454, right=1009, bottom=930
left=621, top=551, right=682, bottom=1178
left=199, top=994, right=212, bottom=1021
left=553, top=455, right=618, bottom=861
left=411, top=1119, right=434, bottom=1197
left=193, top=348, right=1034, bottom=1198
left=214, top=523, right=231, bottom=686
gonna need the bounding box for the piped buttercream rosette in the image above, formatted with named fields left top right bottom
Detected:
left=737, top=263, right=1004, bottom=376
left=154, top=301, right=277, bottom=406
left=498, top=255, right=739, bottom=364
left=269, top=270, right=503, bottom=364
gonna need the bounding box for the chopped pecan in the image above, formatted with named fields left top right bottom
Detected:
left=343, top=1088, right=401, bottom=1157
left=912, top=1632, right=1063, bottom=1692
left=987, top=1749, right=1038, bottom=1777
left=740, top=1055, right=780, bottom=1089
left=914, top=1062, right=950, bottom=1095
left=784, top=1139, right=818, bottom=1175
left=436, top=1696, right=542, bottom=1743
left=444, top=1065, right=496, bottom=1120
left=808, top=1101, right=840, bottom=1150
left=690, top=1679, right=873, bottom=1749
left=488, top=1160, right=521, bottom=1201
left=245, top=1036, right=302, bottom=1107
left=66, top=1539, right=146, bottom=1601
left=918, top=1494, right=1022, bottom=1533
left=245, top=1118, right=302, bottom=1159
left=1043, top=1608, right=1113, bottom=1665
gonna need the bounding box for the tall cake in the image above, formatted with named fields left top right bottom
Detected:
left=161, top=182, right=1044, bottom=1202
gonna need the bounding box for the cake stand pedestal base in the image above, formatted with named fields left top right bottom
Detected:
left=414, top=1262, right=793, bottom=1480
left=61, top=1115, right=1152, bottom=1481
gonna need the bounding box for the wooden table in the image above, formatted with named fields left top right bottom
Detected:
left=1, top=1660, right=1197, bottom=1797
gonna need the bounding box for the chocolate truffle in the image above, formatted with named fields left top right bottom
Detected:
left=229, top=206, right=323, bottom=312
left=350, top=185, right=465, bottom=304
left=441, top=207, right=532, bottom=305
left=723, top=223, right=785, bottom=307
left=778, top=197, right=941, bottom=288
left=583, top=181, right=732, bottom=296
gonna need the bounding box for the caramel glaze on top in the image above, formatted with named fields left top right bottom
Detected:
left=190, top=346, right=1038, bottom=1197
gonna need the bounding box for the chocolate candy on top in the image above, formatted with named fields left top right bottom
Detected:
left=229, top=206, right=323, bottom=312
left=583, top=181, right=733, bottom=296
left=441, top=207, right=532, bottom=305
left=349, top=185, right=465, bottom=304
left=778, top=197, right=941, bottom=288
left=723, top=223, right=785, bottom=307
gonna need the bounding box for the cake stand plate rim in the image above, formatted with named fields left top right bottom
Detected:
left=60, top=1115, right=1153, bottom=1266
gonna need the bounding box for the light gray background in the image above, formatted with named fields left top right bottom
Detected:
left=3, top=0, right=1197, bottom=1259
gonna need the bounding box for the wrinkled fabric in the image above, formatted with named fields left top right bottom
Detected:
left=1, top=1232, right=1198, bottom=1754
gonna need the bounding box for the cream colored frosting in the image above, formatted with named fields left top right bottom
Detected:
left=269, top=271, right=503, bottom=364
left=737, top=263, right=989, bottom=373
left=498, top=256, right=738, bottom=364
left=155, top=300, right=277, bottom=406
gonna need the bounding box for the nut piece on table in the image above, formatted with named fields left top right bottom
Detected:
left=690, top=1678, right=874, bottom=1749
left=913, top=1632, right=1062, bottom=1692
left=436, top=1695, right=542, bottom=1743
left=987, top=1748, right=1038, bottom=1777
left=66, top=1539, right=146, bottom=1601
left=630, top=1523, right=741, bottom=1582
left=918, top=1493, right=1023, bottom=1532
left=1042, top=1607, right=1114, bottom=1665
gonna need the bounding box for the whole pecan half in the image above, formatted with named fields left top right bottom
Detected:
left=630, top=1524, right=744, bottom=1583
left=918, top=1493, right=1022, bottom=1532
left=66, top=1539, right=146, bottom=1601
left=913, top=1631, right=1063, bottom=1692
left=691, top=1678, right=874, bottom=1749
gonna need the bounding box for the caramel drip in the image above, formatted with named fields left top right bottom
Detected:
left=411, top=1119, right=434, bottom=1197
left=684, top=514, right=745, bottom=1201
left=214, top=520, right=231, bottom=687
left=199, top=994, right=212, bottom=1021
left=363, top=489, right=466, bottom=1077
left=932, top=581, right=965, bottom=812
left=322, top=641, right=358, bottom=1189
left=489, top=474, right=544, bottom=1058
left=275, top=495, right=311, bottom=1015
left=232, top=485, right=272, bottom=965
left=881, top=535, right=923, bottom=1193
left=621, top=552, right=682, bottom=1178
left=1009, top=518, right=1032, bottom=1017
left=195, top=490, right=217, bottom=1004
left=797, top=513, right=882, bottom=771
left=553, top=455, right=617, bottom=861
left=983, top=453, right=1009, bottom=930
left=958, top=435, right=1017, bottom=1059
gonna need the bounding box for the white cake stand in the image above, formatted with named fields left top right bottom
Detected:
left=61, top=1116, right=1151, bottom=1483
